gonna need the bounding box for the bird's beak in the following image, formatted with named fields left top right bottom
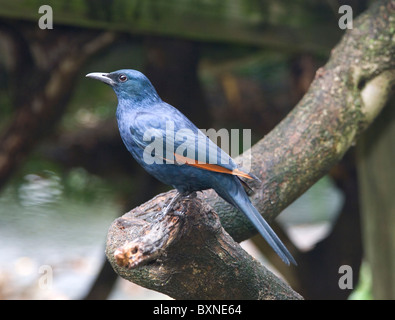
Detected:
left=86, top=72, right=115, bottom=86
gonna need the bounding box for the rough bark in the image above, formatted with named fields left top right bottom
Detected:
left=107, top=191, right=302, bottom=300
left=106, top=1, right=395, bottom=299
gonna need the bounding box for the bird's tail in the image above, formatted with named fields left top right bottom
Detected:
left=218, top=185, right=297, bottom=266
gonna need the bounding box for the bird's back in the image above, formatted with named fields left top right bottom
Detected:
left=117, top=99, right=246, bottom=192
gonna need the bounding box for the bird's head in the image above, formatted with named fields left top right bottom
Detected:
left=86, top=69, right=160, bottom=102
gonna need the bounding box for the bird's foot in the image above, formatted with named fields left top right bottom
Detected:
left=157, top=191, right=194, bottom=220
left=185, top=191, right=197, bottom=199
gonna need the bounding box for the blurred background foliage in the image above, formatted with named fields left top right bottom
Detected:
left=0, top=0, right=377, bottom=299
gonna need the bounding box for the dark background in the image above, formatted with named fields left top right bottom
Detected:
left=0, top=0, right=371, bottom=299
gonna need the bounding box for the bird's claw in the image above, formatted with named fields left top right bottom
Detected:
left=156, top=191, right=194, bottom=220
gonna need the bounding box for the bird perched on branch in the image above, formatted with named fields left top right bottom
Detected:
left=86, top=69, right=296, bottom=265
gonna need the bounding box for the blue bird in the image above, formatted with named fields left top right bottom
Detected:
left=86, top=69, right=296, bottom=266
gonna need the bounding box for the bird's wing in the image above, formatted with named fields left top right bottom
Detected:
left=130, top=107, right=256, bottom=180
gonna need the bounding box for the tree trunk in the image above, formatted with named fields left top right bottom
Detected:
left=357, top=100, right=395, bottom=299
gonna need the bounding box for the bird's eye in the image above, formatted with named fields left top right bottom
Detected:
left=118, top=74, right=128, bottom=82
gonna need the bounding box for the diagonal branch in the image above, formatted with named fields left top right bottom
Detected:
left=108, top=191, right=302, bottom=300
left=202, top=0, right=395, bottom=242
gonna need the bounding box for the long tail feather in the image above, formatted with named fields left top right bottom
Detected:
left=219, top=185, right=296, bottom=266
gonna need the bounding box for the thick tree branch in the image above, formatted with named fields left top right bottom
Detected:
left=106, top=1, right=394, bottom=299
left=107, top=191, right=302, bottom=300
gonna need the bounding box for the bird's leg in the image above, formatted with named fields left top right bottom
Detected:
left=158, top=191, right=192, bottom=219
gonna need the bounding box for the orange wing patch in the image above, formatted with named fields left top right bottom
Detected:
left=174, top=153, right=254, bottom=180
